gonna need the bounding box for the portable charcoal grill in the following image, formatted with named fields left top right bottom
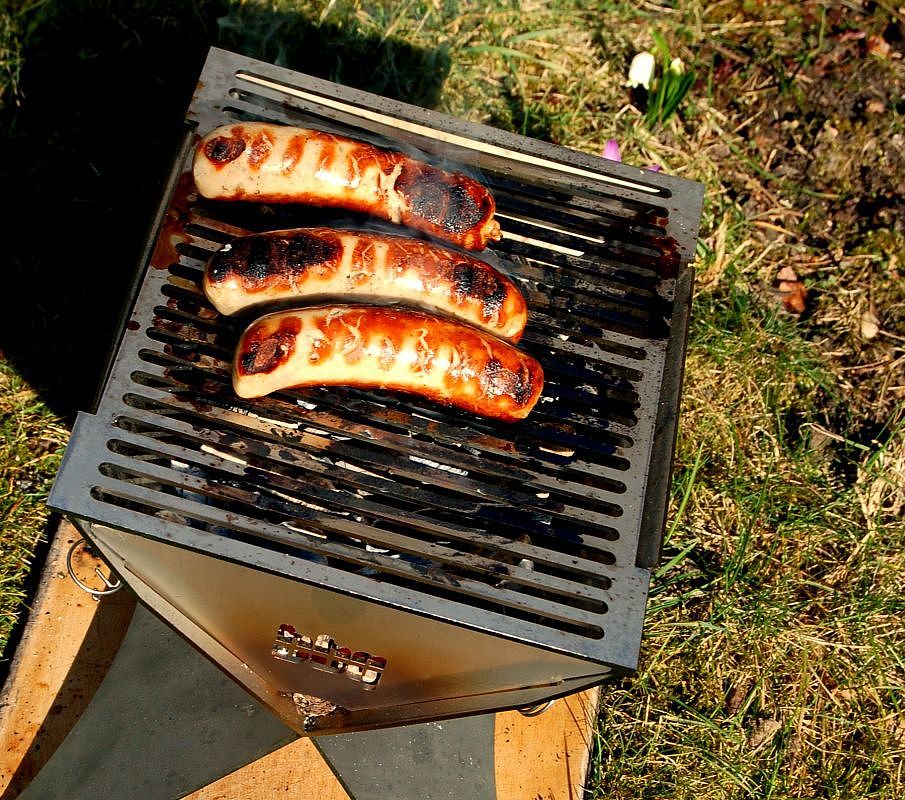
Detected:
left=48, top=47, right=703, bottom=736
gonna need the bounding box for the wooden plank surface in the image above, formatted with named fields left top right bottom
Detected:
left=495, top=689, right=599, bottom=800
left=0, top=521, right=600, bottom=799
left=0, top=521, right=136, bottom=799
left=184, top=737, right=351, bottom=800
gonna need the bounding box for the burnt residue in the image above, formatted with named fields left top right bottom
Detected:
left=155, top=316, right=190, bottom=336
left=480, top=358, right=536, bottom=407
left=203, top=134, right=246, bottom=166
left=238, top=317, right=301, bottom=375
left=247, top=129, right=273, bottom=170
left=183, top=393, right=213, bottom=414
left=170, top=295, right=203, bottom=316
left=208, top=231, right=342, bottom=288
left=149, top=171, right=195, bottom=270
left=396, top=163, right=490, bottom=234
left=452, top=262, right=506, bottom=319
left=648, top=233, right=682, bottom=280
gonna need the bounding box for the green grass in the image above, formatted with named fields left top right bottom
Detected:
left=0, top=361, right=66, bottom=646
left=590, top=283, right=904, bottom=798
left=1, top=1, right=903, bottom=797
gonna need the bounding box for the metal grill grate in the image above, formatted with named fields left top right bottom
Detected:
left=50, top=48, right=702, bottom=673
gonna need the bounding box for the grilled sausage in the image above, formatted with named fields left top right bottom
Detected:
left=233, top=306, right=544, bottom=422
left=204, top=228, right=527, bottom=341
left=194, top=123, right=502, bottom=250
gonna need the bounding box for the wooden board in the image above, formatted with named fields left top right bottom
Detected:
left=0, top=521, right=137, bottom=799
left=0, top=521, right=599, bottom=800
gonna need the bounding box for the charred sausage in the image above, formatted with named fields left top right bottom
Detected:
left=233, top=306, right=544, bottom=422
left=194, top=123, right=502, bottom=250
left=204, top=228, right=527, bottom=342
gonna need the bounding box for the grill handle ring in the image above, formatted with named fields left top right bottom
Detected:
left=517, top=700, right=556, bottom=717
left=66, top=537, right=124, bottom=599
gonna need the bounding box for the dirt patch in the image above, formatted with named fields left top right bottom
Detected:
left=700, top=2, right=905, bottom=425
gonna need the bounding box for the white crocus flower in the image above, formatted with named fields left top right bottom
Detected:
left=627, top=51, right=655, bottom=90
left=669, top=57, right=685, bottom=75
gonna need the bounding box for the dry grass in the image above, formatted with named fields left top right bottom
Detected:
left=591, top=292, right=905, bottom=798
left=0, top=363, right=66, bottom=647
left=0, top=0, right=903, bottom=796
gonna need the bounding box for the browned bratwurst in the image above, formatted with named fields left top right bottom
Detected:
left=193, top=123, right=502, bottom=251
left=204, top=228, right=527, bottom=341
left=233, top=306, right=544, bottom=422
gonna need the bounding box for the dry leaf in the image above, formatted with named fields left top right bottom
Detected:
left=778, top=280, right=808, bottom=314
left=866, top=99, right=886, bottom=114
left=726, top=679, right=753, bottom=715
left=700, top=216, right=729, bottom=286
left=776, top=265, right=799, bottom=282
left=860, top=307, right=880, bottom=340
left=748, top=718, right=782, bottom=751
left=867, top=35, right=892, bottom=59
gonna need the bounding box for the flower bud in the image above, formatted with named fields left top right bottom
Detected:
left=627, top=52, right=655, bottom=90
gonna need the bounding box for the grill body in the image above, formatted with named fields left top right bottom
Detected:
left=49, top=48, right=703, bottom=735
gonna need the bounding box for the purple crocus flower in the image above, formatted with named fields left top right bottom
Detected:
left=604, top=138, right=663, bottom=172
left=603, top=139, right=621, bottom=161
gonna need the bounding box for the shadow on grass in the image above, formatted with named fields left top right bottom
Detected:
left=0, top=0, right=450, bottom=420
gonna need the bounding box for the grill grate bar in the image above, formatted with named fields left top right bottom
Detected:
left=177, top=220, right=667, bottom=332
left=143, top=345, right=639, bottom=470
left=126, top=367, right=634, bottom=499
left=152, top=304, right=651, bottom=413
left=474, top=171, right=669, bottom=225
left=144, top=332, right=644, bottom=442
left=139, top=315, right=645, bottom=460
left=180, top=225, right=667, bottom=338
left=149, top=286, right=656, bottom=438
left=90, top=463, right=611, bottom=636
left=99, top=462, right=611, bottom=614
left=107, top=418, right=622, bottom=579
left=491, top=197, right=666, bottom=245
left=117, top=387, right=636, bottom=535
left=132, top=356, right=638, bottom=477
